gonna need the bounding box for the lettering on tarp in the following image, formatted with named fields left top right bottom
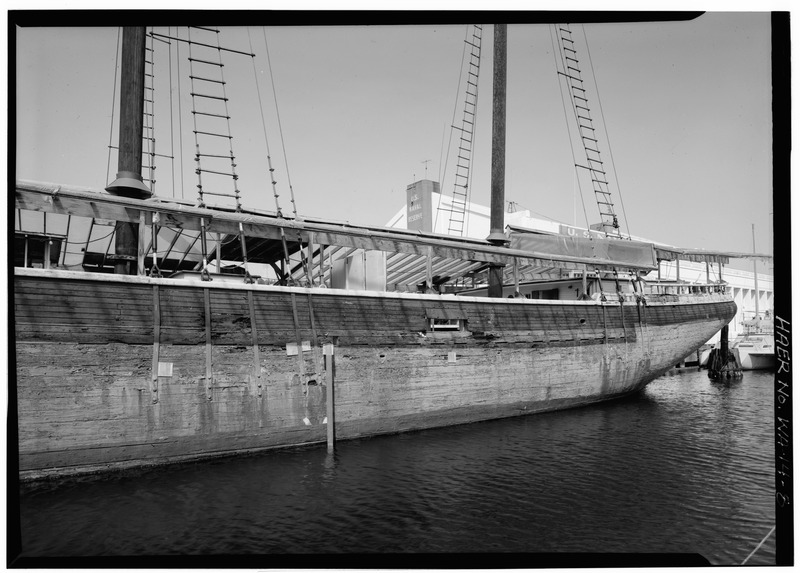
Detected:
left=560, top=224, right=604, bottom=240
left=774, top=315, right=791, bottom=509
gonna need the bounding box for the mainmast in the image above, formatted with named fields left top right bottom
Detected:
left=106, top=27, right=152, bottom=274
left=487, top=23, right=509, bottom=297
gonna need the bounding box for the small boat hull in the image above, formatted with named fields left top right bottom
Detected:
left=732, top=333, right=775, bottom=371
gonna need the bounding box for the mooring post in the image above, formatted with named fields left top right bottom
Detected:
left=720, top=324, right=729, bottom=360
left=324, top=343, right=335, bottom=451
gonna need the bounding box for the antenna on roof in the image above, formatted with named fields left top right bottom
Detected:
left=422, top=159, right=431, bottom=180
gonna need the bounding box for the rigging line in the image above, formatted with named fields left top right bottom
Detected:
left=581, top=24, right=631, bottom=239
left=549, top=24, right=590, bottom=230
left=186, top=27, right=212, bottom=279
left=259, top=27, right=309, bottom=284
left=437, top=123, right=446, bottom=186
left=260, top=27, right=300, bottom=219
left=145, top=27, right=156, bottom=194
left=434, top=122, right=447, bottom=233
left=464, top=25, right=482, bottom=238
left=106, top=27, right=122, bottom=186
left=741, top=525, right=775, bottom=565
left=50, top=228, right=117, bottom=246
left=436, top=24, right=470, bottom=235
left=214, top=27, right=242, bottom=212
left=556, top=25, right=585, bottom=156
left=187, top=27, right=202, bottom=203
left=247, top=28, right=281, bottom=215
left=168, top=26, right=176, bottom=198
left=176, top=27, right=185, bottom=200
left=247, top=28, right=293, bottom=278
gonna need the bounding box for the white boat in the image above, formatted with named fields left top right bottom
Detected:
left=731, top=313, right=775, bottom=370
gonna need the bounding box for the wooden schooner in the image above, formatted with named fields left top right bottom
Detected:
left=13, top=25, right=737, bottom=481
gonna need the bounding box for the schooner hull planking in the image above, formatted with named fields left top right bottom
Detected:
left=15, top=264, right=735, bottom=480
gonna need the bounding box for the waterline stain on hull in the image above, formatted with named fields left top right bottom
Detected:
left=14, top=269, right=736, bottom=481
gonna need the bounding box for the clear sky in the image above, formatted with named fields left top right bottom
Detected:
left=15, top=12, right=774, bottom=273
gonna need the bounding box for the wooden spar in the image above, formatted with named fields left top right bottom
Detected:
left=487, top=24, right=508, bottom=298
left=489, top=24, right=508, bottom=241
left=106, top=27, right=150, bottom=199
left=752, top=224, right=760, bottom=318
left=106, top=27, right=151, bottom=276
left=15, top=182, right=660, bottom=271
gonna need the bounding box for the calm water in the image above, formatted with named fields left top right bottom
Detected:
left=13, top=369, right=776, bottom=566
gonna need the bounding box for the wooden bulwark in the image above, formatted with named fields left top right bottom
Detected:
left=15, top=269, right=732, bottom=347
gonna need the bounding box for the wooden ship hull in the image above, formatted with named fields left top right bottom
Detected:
left=14, top=262, right=735, bottom=481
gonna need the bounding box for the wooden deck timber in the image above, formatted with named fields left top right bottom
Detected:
left=15, top=180, right=662, bottom=271
left=14, top=268, right=736, bottom=481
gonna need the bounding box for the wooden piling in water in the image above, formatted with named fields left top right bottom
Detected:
left=324, top=343, right=336, bottom=451
left=707, top=324, right=743, bottom=380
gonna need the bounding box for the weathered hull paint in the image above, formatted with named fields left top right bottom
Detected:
left=14, top=268, right=736, bottom=481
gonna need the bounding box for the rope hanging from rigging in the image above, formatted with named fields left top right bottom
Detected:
left=437, top=24, right=483, bottom=238
left=248, top=26, right=311, bottom=286
left=186, top=26, right=256, bottom=282
left=552, top=23, right=630, bottom=239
